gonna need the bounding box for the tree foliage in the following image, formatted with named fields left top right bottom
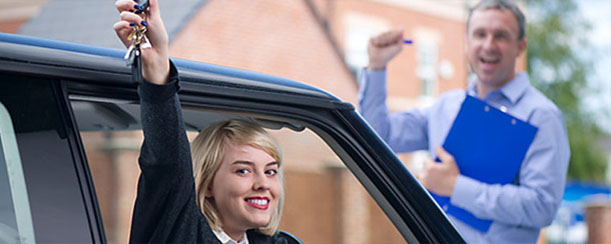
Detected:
left=525, top=0, right=608, bottom=182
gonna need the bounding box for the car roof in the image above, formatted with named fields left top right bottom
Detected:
left=0, top=33, right=353, bottom=110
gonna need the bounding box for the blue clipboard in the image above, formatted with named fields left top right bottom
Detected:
left=430, top=95, right=538, bottom=233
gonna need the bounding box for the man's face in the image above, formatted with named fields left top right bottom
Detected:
left=466, top=8, right=526, bottom=89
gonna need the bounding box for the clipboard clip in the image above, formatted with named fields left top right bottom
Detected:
left=484, top=105, right=515, bottom=125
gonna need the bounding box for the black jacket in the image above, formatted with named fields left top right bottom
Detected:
left=129, top=63, right=292, bottom=244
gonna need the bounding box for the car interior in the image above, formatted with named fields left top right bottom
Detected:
left=69, top=96, right=408, bottom=244
left=70, top=97, right=306, bottom=133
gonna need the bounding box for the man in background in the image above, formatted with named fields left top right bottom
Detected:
left=358, top=0, right=570, bottom=243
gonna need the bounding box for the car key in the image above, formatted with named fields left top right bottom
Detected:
left=135, top=0, right=149, bottom=14
left=124, top=2, right=149, bottom=83
left=124, top=24, right=147, bottom=83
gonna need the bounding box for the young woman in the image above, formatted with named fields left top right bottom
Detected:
left=113, top=0, right=296, bottom=243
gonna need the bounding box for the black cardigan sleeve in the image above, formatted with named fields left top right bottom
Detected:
left=129, top=62, right=220, bottom=244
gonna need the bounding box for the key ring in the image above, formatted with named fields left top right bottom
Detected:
left=137, top=10, right=151, bottom=49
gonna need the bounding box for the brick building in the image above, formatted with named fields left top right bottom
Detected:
left=0, top=0, right=46, bottom=33
left=166, top=2, right=476, bottom=243
left=1, top=0, right=530, bottom=243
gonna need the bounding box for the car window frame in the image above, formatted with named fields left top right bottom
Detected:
left=1, top=33, right=464, bottom=243
left=0, top=101, right=36, bottom=244
left=65, top=83, right=460, bottom=243
left=57, top=80, right=107, bottom=244
left=0, top=71, right=107, bottom=243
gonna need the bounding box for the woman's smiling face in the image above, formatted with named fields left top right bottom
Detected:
left=207, top=143, right=281, bottom=236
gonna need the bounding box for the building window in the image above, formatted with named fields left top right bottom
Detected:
left=413, top=28, right=441, bottom=101
left=343, top=12, right=390, bottom=79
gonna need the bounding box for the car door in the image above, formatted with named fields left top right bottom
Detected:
left=0, top=72, right=105, bottom=243
left=1, top=33, right=464, bottom=243
left=65, top=62, right=463, bottom=243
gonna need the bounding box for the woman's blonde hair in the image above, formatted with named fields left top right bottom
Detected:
left=191, top=119, right=284, bottom=236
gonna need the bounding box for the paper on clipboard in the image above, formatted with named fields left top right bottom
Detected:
left=431, top=95, right=538, bottom=233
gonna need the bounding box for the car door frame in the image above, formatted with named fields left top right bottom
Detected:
left=1, top=33, right=464, bottom=243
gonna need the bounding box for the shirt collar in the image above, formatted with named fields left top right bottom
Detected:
left=467, top=72, right=530, bottom=104
left=212, top=228, right=249, bottom=244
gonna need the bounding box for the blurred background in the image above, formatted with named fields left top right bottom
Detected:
left=1, top=0, right=609, bottom=243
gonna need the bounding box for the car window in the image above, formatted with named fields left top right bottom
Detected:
left=73, top=99, right=406, bottom=244
left=0, top=74, right=95, bottom=243
left=0, top=101, right=35, bottom=244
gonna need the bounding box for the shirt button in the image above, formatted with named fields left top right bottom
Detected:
left=443, top=204, right=449, bottom=211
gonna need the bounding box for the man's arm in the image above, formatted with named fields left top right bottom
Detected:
left=358, top=29, right=429, bottom=152
left=449, top=108, right=570, bottom=228
left=358, top=70, right=430, bottom=152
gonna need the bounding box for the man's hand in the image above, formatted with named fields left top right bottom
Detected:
left=419, top=147, right=460, bottom=196
left=367, top=29, right=404, bottom=71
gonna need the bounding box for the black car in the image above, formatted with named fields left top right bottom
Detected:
left=0, top=32, right=463, bottom=243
